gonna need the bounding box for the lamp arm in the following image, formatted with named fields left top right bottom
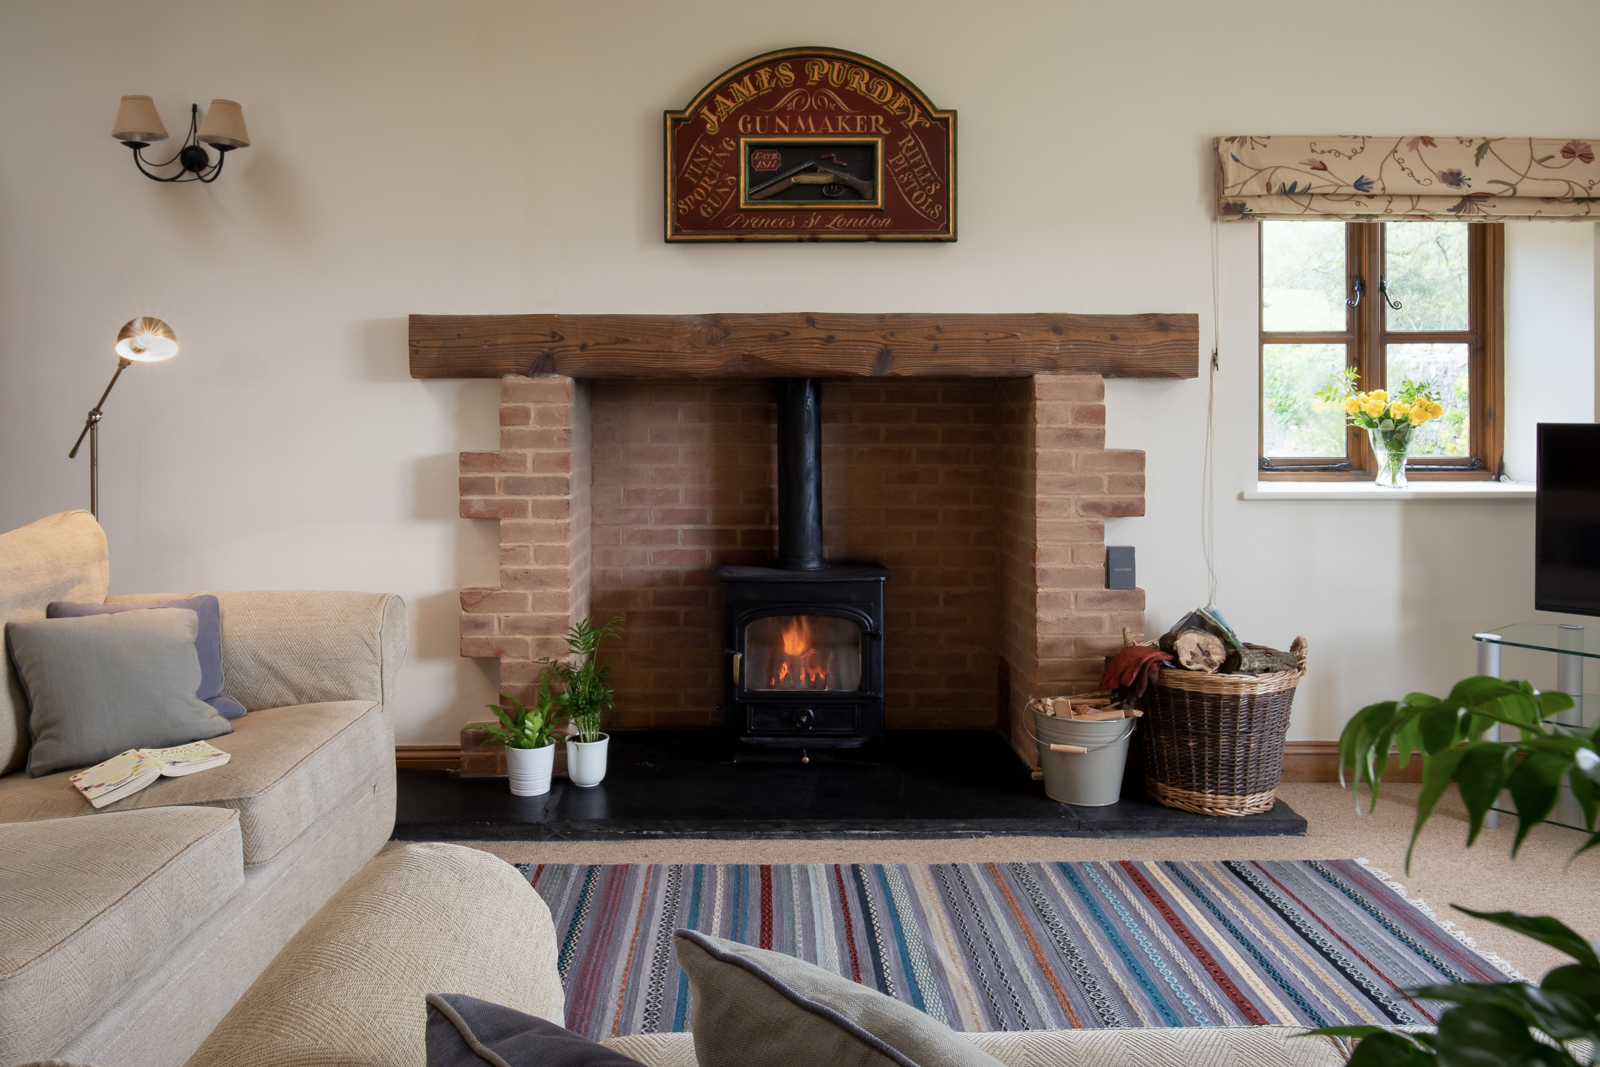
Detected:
left=69, top=357, right=133, bottom=459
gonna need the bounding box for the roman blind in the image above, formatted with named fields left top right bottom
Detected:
left=1217, top=136, right=1598, bottom=221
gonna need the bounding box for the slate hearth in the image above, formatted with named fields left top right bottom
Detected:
left=392, top=730, right=1307, bottom=841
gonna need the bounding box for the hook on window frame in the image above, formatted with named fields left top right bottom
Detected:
left=1346, top=276, right=1365, bottom=309
left=1379, top=277, right=1403, bottom=311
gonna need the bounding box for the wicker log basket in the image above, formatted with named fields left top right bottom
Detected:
left=1124, top=628, right=1308, bottom=817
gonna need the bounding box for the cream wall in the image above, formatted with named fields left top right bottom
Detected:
left=1, top=0, right=1596, bottom=744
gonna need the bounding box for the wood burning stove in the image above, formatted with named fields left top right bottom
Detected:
left=717, top=379, right=887, bottom=748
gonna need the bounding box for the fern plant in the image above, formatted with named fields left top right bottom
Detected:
left=541, top=615, right=623, bottom=744
left=465, top=675, right=561, bottom=750
left=1320, top=676, right=1600, bottom=1066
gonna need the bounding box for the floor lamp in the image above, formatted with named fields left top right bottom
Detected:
left=69, top=318, right=178, bottom=518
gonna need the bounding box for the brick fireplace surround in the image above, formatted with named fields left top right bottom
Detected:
left=416, top=312, right=1196, bottom=768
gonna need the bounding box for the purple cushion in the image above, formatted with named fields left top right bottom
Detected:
left=47, top=596, right=246, bottom=719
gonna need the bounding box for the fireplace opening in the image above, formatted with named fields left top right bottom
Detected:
left=745, top=614, right=863, bottom=692
left=717, top=377, right=888, bottom=748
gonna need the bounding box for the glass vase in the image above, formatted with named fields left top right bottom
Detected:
left=1370, top=425, right=1412, bottom=488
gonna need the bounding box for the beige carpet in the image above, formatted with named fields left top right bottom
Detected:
left=393, top=782, right=1599, bottom=979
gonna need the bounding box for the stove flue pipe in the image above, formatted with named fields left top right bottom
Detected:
left=776, top=378, right=826, bottom=570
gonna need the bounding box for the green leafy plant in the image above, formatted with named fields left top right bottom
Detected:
left=1338, top=676, right=1591, bottom=863
left=1317, top=676, right=1600, bottom=1066
left=465, top=675, right=561, bottom=750
left=541, top=615, right=623, bottom=744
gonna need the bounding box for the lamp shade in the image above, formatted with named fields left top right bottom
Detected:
left=196, top=99, right=249, bottom=148
left=115, top=318, right=178, bottom=362
left=112, top=95, right=168, bottom=144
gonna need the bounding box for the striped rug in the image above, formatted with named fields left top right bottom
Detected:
left=519, top=859, right=1517, bottom=1042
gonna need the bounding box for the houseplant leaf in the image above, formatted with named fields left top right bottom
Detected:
left=1454, top=909, right=1599, bottom=969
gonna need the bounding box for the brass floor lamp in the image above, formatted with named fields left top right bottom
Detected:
left=69, top=318, right=178, bottom=518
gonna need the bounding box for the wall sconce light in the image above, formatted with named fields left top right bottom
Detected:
left=113, top=96, right=249, bottom=183
left=69, top=318, right=179, bottom=518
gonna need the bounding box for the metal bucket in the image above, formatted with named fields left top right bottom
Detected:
left=1030, top=710, right=1135, bottom=806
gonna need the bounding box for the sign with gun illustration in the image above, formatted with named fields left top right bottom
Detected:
left=740, top=143, right=880, bottom=209
left=665, top=47, right=955, bottom=242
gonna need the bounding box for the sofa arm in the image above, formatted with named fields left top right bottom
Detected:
left=107, top=590, right=406, bottom=719
left=184, top=842, right=563, bottom=1067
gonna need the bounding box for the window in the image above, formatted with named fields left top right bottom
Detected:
left=1259, top=221, right=1503, bottom=479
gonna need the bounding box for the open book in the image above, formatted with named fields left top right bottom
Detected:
left=69, top=741, right=231, bottom=809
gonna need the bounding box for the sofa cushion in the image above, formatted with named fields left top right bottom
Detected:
left=48, top=595, right=247, bottom=719
left=600, top=1027, right=1355, bottom=1067
left=8, top=610, right=234, bottom=776
left=426, top=993, right=643, bottom=1067
left=0, top=806, right=241, bottom=1065
left=673, top=929, right=1005, bottom=1067
left=0, top=700, right=386, bottom=866
left=0, top=511, right=109, bottom=777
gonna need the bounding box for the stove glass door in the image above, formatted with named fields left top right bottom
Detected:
left=743, top=614, right=863, bottom=692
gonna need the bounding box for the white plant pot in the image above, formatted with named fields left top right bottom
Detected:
left=505, top=743, right=556, bottom=797
left=566, top=733, right=609, bottom=788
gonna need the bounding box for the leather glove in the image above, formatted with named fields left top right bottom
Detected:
left=1100, top=645, right=1171, bottom=702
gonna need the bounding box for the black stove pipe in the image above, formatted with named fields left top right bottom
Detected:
left=776, top=378, right=826, bottom=570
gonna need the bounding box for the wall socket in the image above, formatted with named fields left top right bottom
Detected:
left=1106, top=545, right=1135, bottom=590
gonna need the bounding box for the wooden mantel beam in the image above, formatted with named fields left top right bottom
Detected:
left=409, top=312, right=1198, bottom=380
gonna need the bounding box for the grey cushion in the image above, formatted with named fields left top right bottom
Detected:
left=425, top=993, right=643, bottom=1066
left=6, top=609, right=233, bottom=777
left=48, top=595, right=246, bottom=719
left=673, top=929, right=1005, bottom=1067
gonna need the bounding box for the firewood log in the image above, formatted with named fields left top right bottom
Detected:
left=1222, top=646, right=1300, bottom=675
left=1158, top=628, right=1226, bottom=673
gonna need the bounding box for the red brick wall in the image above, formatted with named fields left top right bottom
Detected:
left=458, top=373, right=1146, bottom=755
left=820, top=380, right=1001, bottom=728
left=588, top=381, right=776, bottom=727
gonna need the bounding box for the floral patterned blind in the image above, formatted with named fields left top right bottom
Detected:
left=1217, top=136, right=1599, bottom=221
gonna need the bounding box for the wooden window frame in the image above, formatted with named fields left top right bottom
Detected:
left=1259, top=222, right=1503, bottom=481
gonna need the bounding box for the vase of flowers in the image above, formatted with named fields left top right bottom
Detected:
left=1317, top=370, right=1444, bottom=488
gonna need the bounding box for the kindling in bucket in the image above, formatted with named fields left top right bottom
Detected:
left=1026, top=695, right=1141, bottom=807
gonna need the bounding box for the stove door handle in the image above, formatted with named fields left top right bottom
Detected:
left=731, top=651, right=742, bottom=687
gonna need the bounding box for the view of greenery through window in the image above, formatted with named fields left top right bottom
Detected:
left=1261, top=220, right=1472, bottom=460
left=1385, top=223, right=1470, bottom=456
left=1261, top=221, right=1348, bottom=457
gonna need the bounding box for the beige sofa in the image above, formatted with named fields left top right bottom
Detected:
left=169, top=842, right=1355, bottom=1067
left=0, top=511, right=405, bottom=1067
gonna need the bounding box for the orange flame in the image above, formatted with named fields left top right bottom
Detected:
left=768, top=616, right=834, bottom=689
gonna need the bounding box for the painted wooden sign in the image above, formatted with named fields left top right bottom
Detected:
left=665, top=47, right=956, bottom=242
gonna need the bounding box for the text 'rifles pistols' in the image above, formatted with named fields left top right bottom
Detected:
left=747, top=158, right=874, bottom=202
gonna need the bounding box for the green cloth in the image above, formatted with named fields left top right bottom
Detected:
left=673, top=929, right=1004, bottom=1067
left=7, top=608, right=232, bottom=776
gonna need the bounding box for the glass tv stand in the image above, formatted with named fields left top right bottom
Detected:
left=1473, top=624, right=1593, bottom=831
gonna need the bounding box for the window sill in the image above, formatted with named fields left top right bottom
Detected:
left=1240, top=481, right=1534, bottom=501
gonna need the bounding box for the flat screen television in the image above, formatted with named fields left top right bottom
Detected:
left=1536, top=423, right=1600, bottom=616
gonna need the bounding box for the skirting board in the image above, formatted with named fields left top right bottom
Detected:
left=395, top=744, right=459, bottom=770
left=396, top=740, right=1411, bottom=783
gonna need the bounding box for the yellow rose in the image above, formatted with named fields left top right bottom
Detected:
left=1389, top=401, right=1410, bottom=419
left=1369, top=389, right=1388, bottom=404
left=1409, top=407, right=1429, bottom=426
left=1428, top=400, right=1444, bottom=417
left=1343, top=396, right=1361, bottom=415
left=1362, top=397, right=1386, bottom=417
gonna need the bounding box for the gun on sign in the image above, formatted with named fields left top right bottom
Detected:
left=747, top=159, right=874, bottom=201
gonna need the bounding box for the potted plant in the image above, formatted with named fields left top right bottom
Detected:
left=542, top=615, right=623, bottom=788
left=1327, top=676, right=1600, bottom=1065
left=465, top=677, right=562, bottom=796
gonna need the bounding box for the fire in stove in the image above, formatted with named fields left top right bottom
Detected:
left=745, top=613, right=863, bottom=693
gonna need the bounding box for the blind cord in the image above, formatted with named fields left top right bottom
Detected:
left=1202, top=218, right=1221, bottom=608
